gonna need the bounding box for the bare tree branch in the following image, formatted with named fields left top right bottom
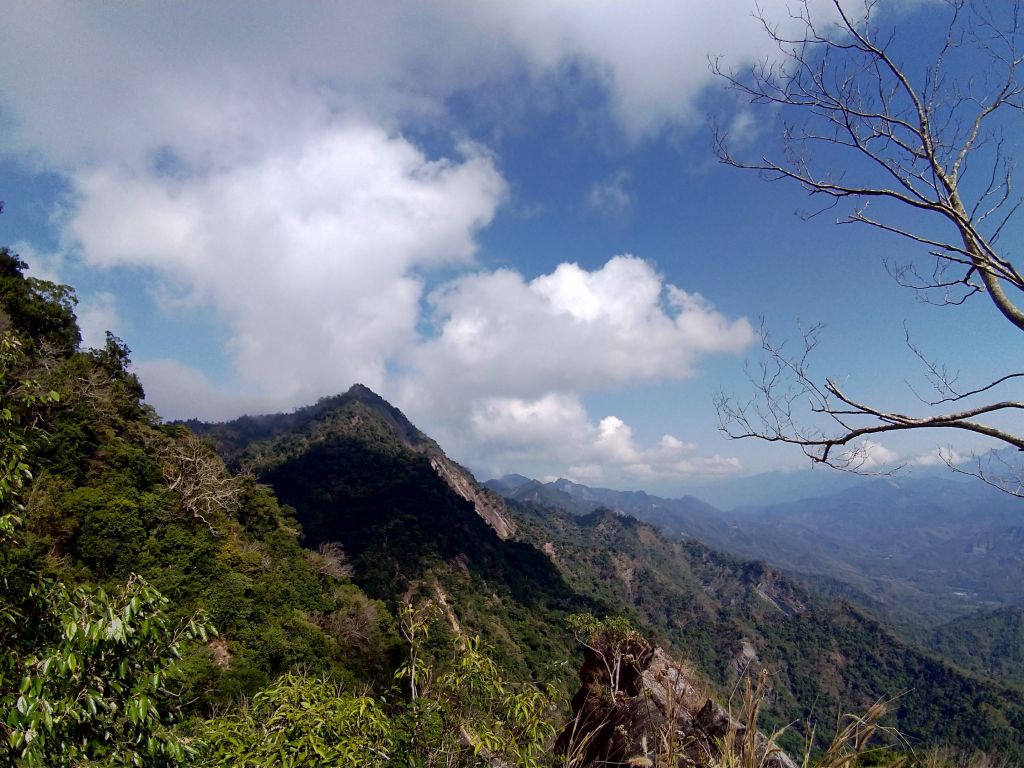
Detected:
left=713, top=0, right=1024, bottom=491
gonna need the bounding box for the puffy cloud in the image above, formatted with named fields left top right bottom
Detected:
left=65, top=125, right=505, bottom=412
left=461, top=392, right=744, bottom=488
left=842, top=439, right=900, bottom=470
left=1, top=1, right=777, bottom=483
left=406, top=256, right=755, bottom=408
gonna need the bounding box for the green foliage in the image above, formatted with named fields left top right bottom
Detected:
left=0, top=246, right=405, bottom=763
left=566, top=612, right=652, bottom=697
left=3, top=576, right=213, bottom=767
left=396, top=633, right=556, bottom=768
left=511, top=500, right=1024, bottom=761
left=930, top=607, right=1024, bottom=688
left=1, top=244, right=1017, bottom=765
left=200, top=629, right=557, bottom=768
left=195, top=397, right=598, bottom=688
left=200, top=673, right=395, bottom=767
left=0, top=248, right=80, bottom=354
left=0, top=333, right=59, bottom=541
left=0, top=324, right=209, bottom=766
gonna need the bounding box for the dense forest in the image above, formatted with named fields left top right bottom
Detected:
left=2, top=246, right=1022, bottom=766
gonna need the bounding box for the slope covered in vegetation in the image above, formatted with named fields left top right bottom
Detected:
left=190, top=386, right=604, bottom=687
left=3, top=245, right=1022, bottom=765
left=507, top=499, right=1024, bottom=759
left=930, top=606, right=1024, bottom=689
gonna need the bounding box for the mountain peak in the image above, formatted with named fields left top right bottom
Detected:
left=337, top=385, right=432, bottom=452
left=344, top=382, right=385, bottom=402
left=193, top=385, right=516, bottom=540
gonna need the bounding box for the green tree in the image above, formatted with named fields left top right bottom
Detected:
left=4, top=577, right=213, bottom=767
left=0, top=248, right=79, bottom=354
left=200, top=673, right=395, bottom=767
left=1, top=326, right=213, bottom=766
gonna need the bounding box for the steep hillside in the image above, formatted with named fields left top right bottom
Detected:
left=0, top=249, right=406, bottom=762
left=930, top=606, right=1024, bottom=688
left=508, top=499, right=1024, bottom=759
left=9, top=245, right=1018, bottom=764
left=190, top=388, right=596, bottom=683
left=194, top=391, right=1024, bottom=759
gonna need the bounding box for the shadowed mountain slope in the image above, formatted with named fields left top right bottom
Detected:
left=188, top=387, right=593, bottom=681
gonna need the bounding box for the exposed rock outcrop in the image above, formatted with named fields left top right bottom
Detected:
left=346, top=384, right=517, bottom=539
left=557, top=640, right=797, bottom=768
left=429, top=455, right=516, bottom=540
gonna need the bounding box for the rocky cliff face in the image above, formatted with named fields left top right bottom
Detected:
left=429, top=455, right=516, bottom=539
left=346, top=385, right=516, bottom=539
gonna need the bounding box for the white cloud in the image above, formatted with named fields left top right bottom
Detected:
left=65, top=125, right=505, bottom=413
left=910, top=446, right=964, bottom=467
left=459, top=391, right=743, bottom=488
left=587, top=171, right=632, bottom=215
left=1, top=1, right=783, bottom=482
left=76, top=292, right=120, bottom=350
left=842, top=439, right=900, bottom=470
left=133, top=359, right=291, bottom=423
left=14, top=241, right=66, bottom=285
left=0, top=0, right=853, bottom=174
left=405, top=256, right=754, bottom=410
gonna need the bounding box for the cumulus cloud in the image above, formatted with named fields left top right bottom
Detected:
left=405, top=256, right=754, bottom=408
left=842, top=439, right=900, bottom=470
left=464, top=392, right=743, bottom=487
left=66, top=125, right=505, bottom=412
left=400, top=256, right=755, bottom=486
left=1, top=1, right=780, bottom=482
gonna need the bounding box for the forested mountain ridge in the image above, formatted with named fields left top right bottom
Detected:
left=189, top=388, right=595, bottom=683
left=0, top=248, right=408, bottom=763
left=187, top=382, right=516, bottom=539
left=4, top=246, right=1024, bottom=764
left=506, top=499, right=1024, bottom=758
left=192, top=386, right=1024, bottom=759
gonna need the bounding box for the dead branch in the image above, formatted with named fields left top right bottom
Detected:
left=712, top=0, right=1024, bottom=491
left=159, top=433, right=242, bottom=535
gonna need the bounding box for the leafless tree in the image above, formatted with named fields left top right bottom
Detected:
left=306, top=541, right=353, bottom=582
left=712, top=0, right=1024, bottom=493
left=159, top=433, right=243, bottom=533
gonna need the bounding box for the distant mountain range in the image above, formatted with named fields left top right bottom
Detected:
left=486, top=473, right=1024, bottom=630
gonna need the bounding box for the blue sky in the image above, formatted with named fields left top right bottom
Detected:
left=1, top=0, right=1020, bottom=493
